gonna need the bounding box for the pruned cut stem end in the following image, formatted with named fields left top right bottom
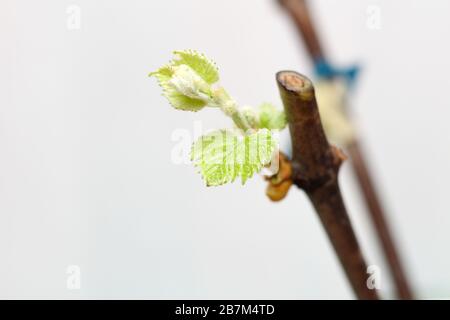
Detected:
left=277, top=71, right=314, bottom=101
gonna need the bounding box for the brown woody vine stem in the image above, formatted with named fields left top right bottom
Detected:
left=347, top=140, right=413, bottom=299
left=277, top=0, right=413, bottom=299
left=276, top=71, right=378, bottom=300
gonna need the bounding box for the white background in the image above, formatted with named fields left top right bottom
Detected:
left=1, top=0, right=450, bottom=299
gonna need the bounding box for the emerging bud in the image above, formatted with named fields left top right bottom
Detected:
left=168, top=65, right=212, bottom=102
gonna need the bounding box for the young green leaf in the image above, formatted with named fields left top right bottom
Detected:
left=191, top=129, right=277, bottom=186
left=172, top=50, right=219, bottom=84
left=150, top=64, right=209, bottom=111
left=161, top=85, right=208, bottom=111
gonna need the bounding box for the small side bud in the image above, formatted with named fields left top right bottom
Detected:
left=266, top=179, right=293, bottom=201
